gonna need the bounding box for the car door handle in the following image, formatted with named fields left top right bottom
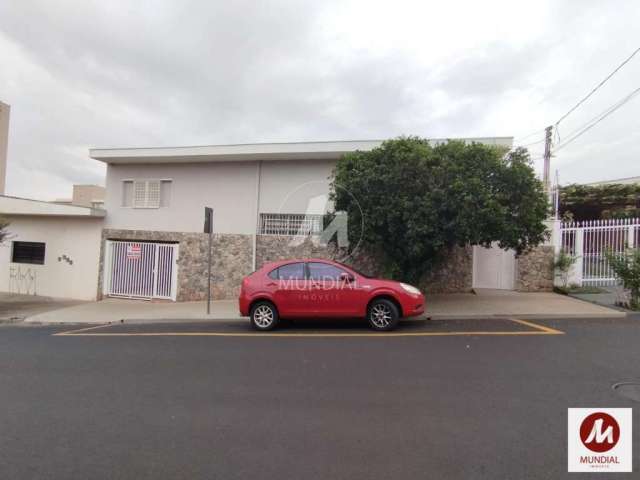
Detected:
left=266, top=282, right=276, bottom=287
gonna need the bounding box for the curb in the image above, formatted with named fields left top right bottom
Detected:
left=428, top=313, right=627, bottom=320
left=28, top=312, right=629, bottom=326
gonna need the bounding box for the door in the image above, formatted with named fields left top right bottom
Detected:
left=105, top=241, right=178, bottom=300
left=472, top=244, right=516, bottom=290
left=307, top=261, right=361, bottom=316
left=271, top=262, right=310, bottom=316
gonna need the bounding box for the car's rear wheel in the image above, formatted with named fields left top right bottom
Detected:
left=250, top=301, right=279, bottom=331
left=367, top=298, right=399, bottom=331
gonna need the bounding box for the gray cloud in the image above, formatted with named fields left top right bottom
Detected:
left=1, top=0, right=639, bottom=200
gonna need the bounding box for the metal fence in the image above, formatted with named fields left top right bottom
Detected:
left=105, top=241, right=178, bottom=300
left=259, top=213, right=324, bottom=236
left=560, top=218, right=640, bottom=286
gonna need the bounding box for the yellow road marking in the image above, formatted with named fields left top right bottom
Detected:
left=53, top=318, right=563, bottom=338
left=508, top=318, right=564, bottom=334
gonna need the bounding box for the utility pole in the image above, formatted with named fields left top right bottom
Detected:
left=554, top=169, right=560, bottom=220
left=543, top=125, right=553, bottom=192
left=204, top=207, right=213, bottom=315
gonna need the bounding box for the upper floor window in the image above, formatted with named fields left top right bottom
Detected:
left=122, top=180, right=172, bottom=208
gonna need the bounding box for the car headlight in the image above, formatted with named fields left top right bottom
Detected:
left=400, top=283, right=421, bottom=295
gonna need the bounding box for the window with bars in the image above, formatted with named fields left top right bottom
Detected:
left=12, top=241, right=46, bottom=265
left=122, top=180, right=171, bottom=208
left=259, top=213, right=324, bottom=236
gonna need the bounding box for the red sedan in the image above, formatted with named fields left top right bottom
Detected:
left=239, top=258, right=425, bottom=331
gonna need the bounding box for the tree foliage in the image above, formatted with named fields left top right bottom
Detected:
left=605, top=248, right=640, bottom=310
left=554, top=248, right=577, bottom=288
left=330, top=137, right=549, bottom=282
left=0, top=217, right=9, bottom=244
left=560, top=183, right=640, bottom=221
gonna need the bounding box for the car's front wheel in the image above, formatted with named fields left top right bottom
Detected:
left=250, top=301, right=279, bottom=331
left=367, top=298, right=400, bottom=331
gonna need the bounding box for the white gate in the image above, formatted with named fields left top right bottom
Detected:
left=472, top=244, right=516, bottom=290
left=560, top=218, right=639, bottom=286
left=104, top=240, right=178, bottom=300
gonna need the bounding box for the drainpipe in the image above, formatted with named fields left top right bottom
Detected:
left=252, top=160, right=262, bottom=271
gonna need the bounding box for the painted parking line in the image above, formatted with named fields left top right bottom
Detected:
left=53, top=318, right=564, bottom=337
left=506, top=318, right=564, bottom=335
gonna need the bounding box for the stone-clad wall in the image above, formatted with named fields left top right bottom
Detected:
left=256, top=235, right=338, bottom=268
left=98, top=230, right=552, bottom=301
left=419, top=246, right=473, bottom=293
left=516, top=245, right=555, bottom=292
left=256, top=235, right=473, bottom=293
left=99, top=229, right=253, bottom=301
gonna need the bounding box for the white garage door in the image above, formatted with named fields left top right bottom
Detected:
left=104, top=240, right=179, bottom=300
left=472, top=244, right=516, bottom=290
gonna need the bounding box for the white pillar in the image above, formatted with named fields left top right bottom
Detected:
left=568, top=228, right=584, bottom=286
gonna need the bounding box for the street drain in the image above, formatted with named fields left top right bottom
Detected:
left=612, top=382, right=640, bottom=402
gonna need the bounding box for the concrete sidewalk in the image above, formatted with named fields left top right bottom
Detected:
left=23, top=289, right=624, bottom=325
left=0, top=292, right=85, bottom=323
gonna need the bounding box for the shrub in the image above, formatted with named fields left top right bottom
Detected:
left=554, top=249, right=577, bottom=288
left=605, top=248, right=640, bottom=310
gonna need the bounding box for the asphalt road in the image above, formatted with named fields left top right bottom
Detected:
left=1, top=316, right=638, bottom=479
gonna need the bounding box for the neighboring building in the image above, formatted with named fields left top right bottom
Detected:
left=0, top=195, right=105, bottom=300
left=89, top=137, right=553, bottom=302
left=54, top=184, right=105, bottom=208
left=0, top=101, right=9, bottom=194
left=0, top=103, right=106, bottom=300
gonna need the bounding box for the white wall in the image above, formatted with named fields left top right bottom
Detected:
left=0, top=101, right=9, bottom=195
left=105, top=160, right=336, bottom=234
left=0, top=216, right=103, bottom=300
left=258, top=160, right=336, bottom=214
left=105, top=162, right=258, bottom=234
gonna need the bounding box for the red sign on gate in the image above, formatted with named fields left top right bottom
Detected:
left=126, top=243, right=141, bottom=260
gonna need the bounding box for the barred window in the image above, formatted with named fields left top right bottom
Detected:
left=259, top=213, right=324, bottom=236
left=12, top=241, right=46, bottom=265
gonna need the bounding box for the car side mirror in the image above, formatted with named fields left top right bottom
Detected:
left=340, top=273, right=355, bottom=283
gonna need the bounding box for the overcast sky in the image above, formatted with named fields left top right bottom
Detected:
left=1, top=0, right=639, bottom=200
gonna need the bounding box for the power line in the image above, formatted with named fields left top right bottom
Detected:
left=554, top=85, right=640, bottom=152
left=555, top=46, right=640, bottom=126
left=513, top=138, right=545, bottom=148
left=513, top=128, right=547, bottom=142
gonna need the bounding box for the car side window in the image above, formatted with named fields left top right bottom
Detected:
left=268, top=268, right=279, bottom=280
left=277, top=262, right=306, bottom=280
left=307, top=262, right=346, bottom=281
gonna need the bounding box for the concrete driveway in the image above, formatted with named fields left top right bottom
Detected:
left=0, top=292, right=85, bottom=323
left=23, top=289, right=623, bottom=325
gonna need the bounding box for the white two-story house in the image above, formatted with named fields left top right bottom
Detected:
left=90, top=137, right=550, bottom=302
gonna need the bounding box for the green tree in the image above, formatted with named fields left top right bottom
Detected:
left=605, top=248, right=640, bottom=310
left=560, top=183, right=640, bottom=221
left=330, top=137, right=549, bottom=283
